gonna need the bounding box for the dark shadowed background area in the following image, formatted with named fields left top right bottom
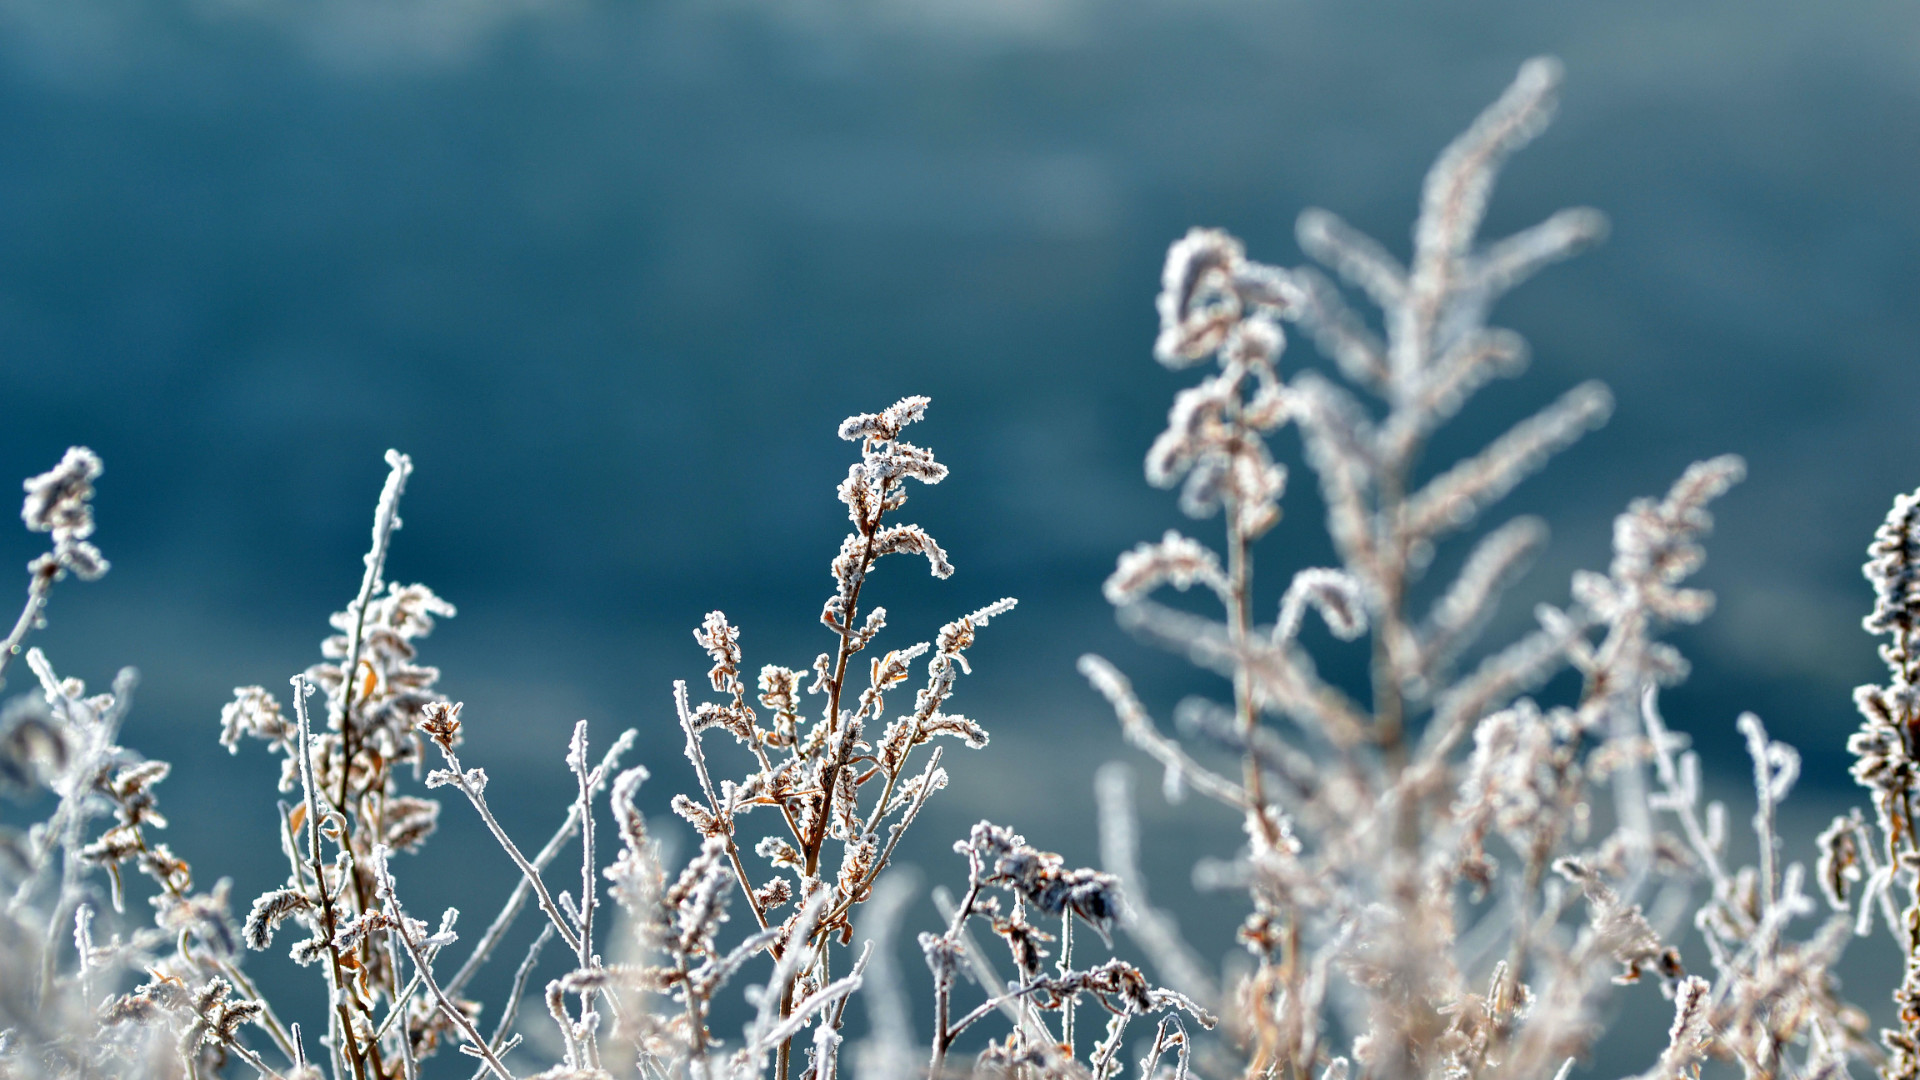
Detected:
left=2, top=0, right=1916, bottom=1070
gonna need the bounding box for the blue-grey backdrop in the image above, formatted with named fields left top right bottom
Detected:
left=1, top=0, right=1913, bottom=1069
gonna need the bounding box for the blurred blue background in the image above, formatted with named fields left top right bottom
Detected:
left=3, top=0, right=1917, bottom=1068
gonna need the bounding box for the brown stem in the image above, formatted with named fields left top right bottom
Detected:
left=1225, top=504, right=1279, bottom=852
left=787, top=481, right=889, bottom=1080
left=822, top=750, right=945, bottom=932
left=774, top=978, right=795, bottom=1080
left=726, top=840, right=771, bottom=932
left=927, top=879, right=983, bottom=1078
left=292, top=680, right=371, bottom=1080
left=805, top=500, right=885, bottom=875
left=1373, top=464, right=1409, bottom=774
left=749, top=740, right=809, bottom=847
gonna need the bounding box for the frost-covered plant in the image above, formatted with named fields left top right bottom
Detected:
left=0, top=51, right=1914, bottom=1080
left=3, top=393, right=1056, bottom=1080
left=1081, top=57, right=1872, bottom=1080
left=1, top=449, right=289, bottom=1080
left=206, top=399, right=1034, bottom=1080
left=914, top=822, right=1212, bottom=1080
left=0, top=394, right=1197, bottom=1080
left=640, top=395, right=1026, bottom=1080
left=1826, top=486, right=1920, bottom=1080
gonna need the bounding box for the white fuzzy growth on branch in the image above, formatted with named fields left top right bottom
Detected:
left=1468, top=207, right=1609, bottom=300
left=1418, top=516, right=1546, bottom=680
left=1285, top=267, right=1390, bottom=390
left=1296, top=208, right=1406, bottom=312
left=1404, top=380, right=1613, bottom=540
left=1274, top=567, right=1367, bottom=646
left=20, top=447, right=108, bottom=582
left=1413, top=56, right=1564, bottom=277
left=1104, top=531, right=1228, bottom=606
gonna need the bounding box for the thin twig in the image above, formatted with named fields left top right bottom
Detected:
left=491, top=924, right=554, bottom=1055
left=444, top=730, right=634, bottom=999
left=673, top=683, right=771, bottom=933
left=291, top=675, right=369, bottom=1080
left=386, top=928, right=419, bottom=1080
left=0, top=561, right=57, bottom=685
left=371, top=846, right=516, bottom=1080
left=434, top=747, right=582, bottom=955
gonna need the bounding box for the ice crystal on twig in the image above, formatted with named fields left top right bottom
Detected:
left=21, top=447, right=107, bottom=584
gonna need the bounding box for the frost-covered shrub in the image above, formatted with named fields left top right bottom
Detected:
left=0, top=55, right=1910, bottom=1080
